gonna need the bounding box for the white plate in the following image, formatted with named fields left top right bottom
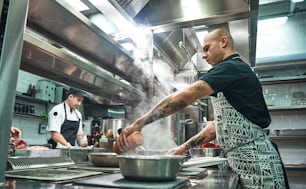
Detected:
left=182, top=157, right=227, bottom=168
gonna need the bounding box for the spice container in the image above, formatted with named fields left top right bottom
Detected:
left=113, top=131, right=144, bottom=154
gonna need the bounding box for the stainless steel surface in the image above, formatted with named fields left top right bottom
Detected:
left=60, top=147, right=94, bottom=163
left=27, top=0, right=144, bottom=85
left=114, top=0, right=150, bottom=18
left=21, top=30, right=145, bottom=105
left=6, top=156, right=74, bottom=171
left=153, top=28, right=197, bottom=71
left=0, top=0, right=29, bottom=183
left=117, top=155, right=185, bottom=181
left=88, top=152, right=119, bottom=167
left=5, top=168, right=102, bottom=183
left=134, top=0, right=258, bottom=66
left=102, top=119, right=127, bottom=138
left=275, top=129, right=306, bottom=136
left=189, top=148, right=222, bottom=158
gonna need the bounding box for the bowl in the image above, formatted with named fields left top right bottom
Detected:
left=88, top=152, right=119, bottom=167
left=117, top=154, right=185, bottom=181
left=189, top=147, right=221, bottom=158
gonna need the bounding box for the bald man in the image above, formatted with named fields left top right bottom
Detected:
left=115, top=28, right=288, bottom=188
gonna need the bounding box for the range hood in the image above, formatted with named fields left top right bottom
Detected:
left=21, top=30, right=145, bottom=105
left=128, top=0, right=259, bottom=67
left=26, top=0, right=145, bottom=85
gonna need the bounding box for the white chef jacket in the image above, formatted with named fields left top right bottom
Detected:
left=47, top=102, right=83, bottom=136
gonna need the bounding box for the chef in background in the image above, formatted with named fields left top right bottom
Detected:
left=47, top=88, right=88, bottom=148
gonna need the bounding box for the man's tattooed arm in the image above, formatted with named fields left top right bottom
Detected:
left=185, top=136, right=207, bottom=150
left=143, top=96, right=187, bottom=125
left=183, top=121, right=216, bottom=151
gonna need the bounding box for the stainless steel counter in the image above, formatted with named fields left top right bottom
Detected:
left=3, top=167, right=239, bottom=189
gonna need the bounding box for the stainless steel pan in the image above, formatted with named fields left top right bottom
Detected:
left=117, top=154, right=185, bottom=181
left=88, top=152, right=119, bottom=167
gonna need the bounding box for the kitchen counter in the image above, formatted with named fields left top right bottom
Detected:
left=3, top=167, right=239, bottom=189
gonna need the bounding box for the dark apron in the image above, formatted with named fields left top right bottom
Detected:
left=48, top=103, right=80, bottom=148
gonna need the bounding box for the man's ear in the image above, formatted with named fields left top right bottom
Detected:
left=220, top=36, right=228, bottom=48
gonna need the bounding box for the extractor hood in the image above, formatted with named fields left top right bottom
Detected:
left=26, top=0, right=145, bottom=85
left=128, top=0, right=259, bottom=67
left=21, top=30, right=145, bottom=106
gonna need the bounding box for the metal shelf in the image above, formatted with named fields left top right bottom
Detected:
left=284, top=164, right=306, bottom=170
left=269, top=136, right=306, bottom=140
left=13, top=113, right=47, bottom=119
left=267, top=105, right=306, bottom=111
left=15, top=93, right=50, bottom=105
left=259, top=75, right=306, bottom=85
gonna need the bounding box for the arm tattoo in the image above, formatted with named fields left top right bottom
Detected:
left=144, top=111, right=164, bottom=125
left=186, top=136, right=206, bottom=150
left=144, top=96, right=187, bottom=126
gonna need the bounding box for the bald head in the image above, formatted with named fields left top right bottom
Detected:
left=206, top=28, right=235, bottom=50
left=202, top=28, right=236, bottom=67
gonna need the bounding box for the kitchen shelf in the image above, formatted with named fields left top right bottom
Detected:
left=13, top=113, right=47, bottom=119
left=15, top=93, right=51, bottom=105
left=269, top=136, right=306, bottom=140
left=267, top=105, right=306, bottom=111
left=284, top=164, right=306, bottom=170
left=259, top=75, right=306, bottom=85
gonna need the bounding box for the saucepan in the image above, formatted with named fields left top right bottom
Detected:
left=117, top=154, right=185, bottom=181
left=88, top=152, right=119, bottom=167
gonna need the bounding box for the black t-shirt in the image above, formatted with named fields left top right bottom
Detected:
left=199, top=54, right=271, bottom=128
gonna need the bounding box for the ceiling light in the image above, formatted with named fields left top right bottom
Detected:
left=291, top=0, right=304, bottom=3
left=63, top=0, right=89, bottom=11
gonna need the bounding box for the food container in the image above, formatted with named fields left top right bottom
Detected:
left=189, top=147, right=221, bottom=158
left=117, top=154, right=185, bottom=181
left=88, top=152, right=119, bottom=167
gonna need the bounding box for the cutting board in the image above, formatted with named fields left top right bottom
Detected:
left=74, top=173, right=189, bottom=189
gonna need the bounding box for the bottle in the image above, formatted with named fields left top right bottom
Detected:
left=113, top=131, right=144, bottom=154
left=99, top=135, right=109, bottom=148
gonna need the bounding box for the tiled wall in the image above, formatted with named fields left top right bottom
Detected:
left=12, top=70, right=50, bottom=145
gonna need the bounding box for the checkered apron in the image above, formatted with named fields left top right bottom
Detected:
left=212, top=92, right=286, bottom=189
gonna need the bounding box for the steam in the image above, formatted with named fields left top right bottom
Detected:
left=130, top=59, right=191, bottom=151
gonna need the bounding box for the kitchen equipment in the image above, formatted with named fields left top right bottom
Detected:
left=6, top=168, right=102, bottom=183
left=182, top=157, right=227, bottom=168
left=103, top=119, right=127, bottom=139
left=117, top=154, right=185, bottom=181
left=275, top=129, right=306, bottom=136
left=35, top=79, right=56, bottom=102
left=60, top=147, right=94, bottom=163
left=6, top=156, right=103, bottom=183
left=74, top=173, right=190, bottom=189
left=87, top=152, right=119, bottom=167
left=7, top=156, right=74, bottom=170
left=14, top=148, right=61, bottom=157
left=189, top=147, right=222, bottom=158
left=178, top=167, right=208, bottom=179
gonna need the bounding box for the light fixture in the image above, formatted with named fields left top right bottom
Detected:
left=63, top=0, right=89, bottom=11
left=291, top=0, right=304, bottom=3
left=258, top=16, right=288, bottom=28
